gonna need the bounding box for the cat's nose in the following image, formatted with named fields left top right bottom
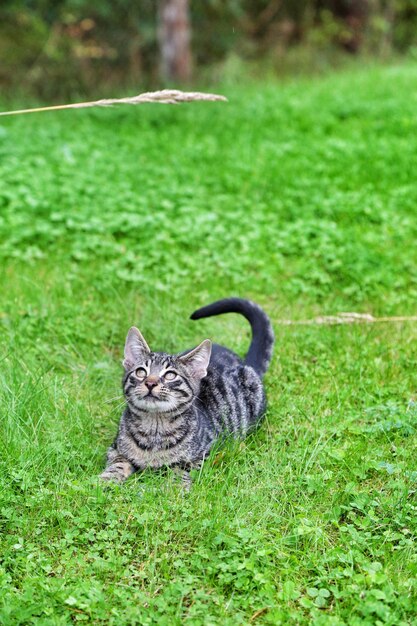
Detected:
left=145, top=376, right=159, bottom=390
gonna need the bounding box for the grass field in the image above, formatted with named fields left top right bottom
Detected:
left=1, top=63, right=417, bottom=625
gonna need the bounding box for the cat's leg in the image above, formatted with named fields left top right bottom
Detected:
left=100, top=445, right=135, bottom=483
left=179, top=470, right=193, bottom=491
left=175, top=461, right=203, bottom=491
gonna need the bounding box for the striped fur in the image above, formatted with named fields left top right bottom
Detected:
left=100, top=298, right=274, bottom=485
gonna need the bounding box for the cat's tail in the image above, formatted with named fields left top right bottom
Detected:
left=190, top=298, right=274, bottom=377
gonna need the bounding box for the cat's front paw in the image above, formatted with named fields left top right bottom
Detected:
left=99, top=470, right=124, bottom=483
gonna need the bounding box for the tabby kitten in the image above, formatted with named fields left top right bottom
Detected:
left=100, top=298, right=274, bottom=485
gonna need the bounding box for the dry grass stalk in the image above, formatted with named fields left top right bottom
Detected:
left=0, top=89, right=227, bottom=117
left=277, top=313, right=417, bottom=326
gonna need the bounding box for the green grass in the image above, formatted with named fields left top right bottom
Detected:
left=1, top=62, right=417, bottom=625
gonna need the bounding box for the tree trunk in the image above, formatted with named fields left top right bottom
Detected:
left=158, top=0, right=192, bottom=83
left=379, top=0, right=395, bottom=57
left=330, top=0, right=370, bottom=53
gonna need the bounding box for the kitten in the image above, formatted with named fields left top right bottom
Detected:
left=100, top=298, right=274, bottom=486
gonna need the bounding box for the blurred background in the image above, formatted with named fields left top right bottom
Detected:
left=1, top=0, right=415, bottom=100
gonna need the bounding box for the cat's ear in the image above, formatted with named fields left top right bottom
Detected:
left=123, top=327, right=150, bottom=370
left=179, top=339, right=212, bottom=379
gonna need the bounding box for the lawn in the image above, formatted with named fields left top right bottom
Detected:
left=1, top=62, right=417, bottom=625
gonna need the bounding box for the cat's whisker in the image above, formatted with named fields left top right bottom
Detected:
left=112, top=401, right=127, bottom=413
left=189, top=396, right=206, bottom=411
left=104, top=395, right=124, bottom=404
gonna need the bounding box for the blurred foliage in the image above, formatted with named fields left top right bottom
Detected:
left=1, top=1, right=417, bottom=97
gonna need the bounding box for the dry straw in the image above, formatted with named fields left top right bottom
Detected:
left=0, top=89, right=227, bottom=117
left=276, top=312, right=417, bottom=326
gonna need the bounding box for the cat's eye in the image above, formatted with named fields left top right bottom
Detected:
left=135, top=367, right=147, bottom=379
left=164, top=371, right=177, bottom=381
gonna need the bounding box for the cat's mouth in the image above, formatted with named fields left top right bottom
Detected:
left=143, top=392, right=160, bottom=401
